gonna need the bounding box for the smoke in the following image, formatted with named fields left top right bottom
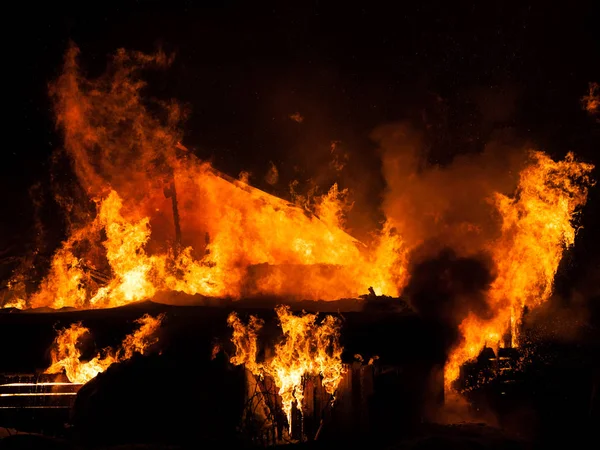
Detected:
left=49, top=44, right=183, bottom=213
left=374, top=122, right=529, bottom=254
left=525, top=260, right=600, bottom=343
left=406, top=245, right=501, bottom=425
left=373, top=118, right=595, bottom=394
left=370, top=121, right=530, bottom=361
left=404, top=246, right=496, bottom=353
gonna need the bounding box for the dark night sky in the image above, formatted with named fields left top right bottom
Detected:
left=3, top=1, right=599, bottom=293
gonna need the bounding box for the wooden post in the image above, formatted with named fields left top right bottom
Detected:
left=291, top=400, right=303, bottom=441
left=163, top=176, right=182, bottom=256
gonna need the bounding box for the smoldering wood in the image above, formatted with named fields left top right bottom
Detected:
left=80, top=263, right=111, bottom=285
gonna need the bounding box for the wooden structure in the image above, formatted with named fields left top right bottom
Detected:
left=0, top=373, right=82, bottom=433
left=240, top=359, right=443, bottom=445
left=0, top=373, right=81, bottom=410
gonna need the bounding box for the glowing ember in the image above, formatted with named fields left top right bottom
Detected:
left=582, top=82, right=599, bottom=117
left=445, top=151, right=594, bottom=388
left=46, top=313, right=163, bottom=384
left=228, top=306, right=344, bottom=429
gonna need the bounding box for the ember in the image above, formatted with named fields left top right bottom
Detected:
left=582, top=82, right=600, bottom=117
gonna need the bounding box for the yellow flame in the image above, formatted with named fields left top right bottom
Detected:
left=27, top=180, right=407, bottom=308
left=45, top=314, right=164, bottom=383
left=445, top=151, right=594, bottom=388
left=227, top=306, right=345, bottom=429
left=2, top=298, right=26, bottom=310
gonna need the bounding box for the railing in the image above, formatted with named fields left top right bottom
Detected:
left=0, top=374, right=83, bottom=410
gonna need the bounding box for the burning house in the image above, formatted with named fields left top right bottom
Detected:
left=0, top=298, right=451, bottom=445
left=2, top=5, right=599, bottom=447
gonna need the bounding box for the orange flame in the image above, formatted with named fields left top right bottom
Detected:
left=228, top=306, right=344, bottom=429
left=12, top=45, right=409, bottom=309
left=27, top=178, right=406, bottom=308
left=45, top=313, right=163, bottom=384
left=582, top=82, right=599, bottom=118
left=445, top=151, right=594, bottom=388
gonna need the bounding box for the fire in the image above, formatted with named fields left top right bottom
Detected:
left=27, top=180, right=405, bottom=308
left=2, top=298, right=26, bottom=310
left=5, top=44, right=597, bottom=394
left=582, top=82, right=599, bottom=117
left=2, top=275, right=28, bottom=309
left=46, top=323, right=116, bottom=384
left=46, top=313, right=163, bottom=383
left=18, top=45, right=407, bottom=309
left=227, top=306, right=344, bottom=429
left=445, top=151, right=594, bottom=388
left=227, top=312, right=264, bottom=375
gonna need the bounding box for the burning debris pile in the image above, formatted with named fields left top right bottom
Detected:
left=46, top=313, right=163, bottom=384
left=0, top=43, right=595, bottom=402
left=227, top=306, right=344, bottom=440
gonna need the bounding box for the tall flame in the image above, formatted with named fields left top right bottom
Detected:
left=46, top=313, right=163, bottom=384
left=445, top=151, right=594, bottom=388
left=228, top=306, right=344, bottom=428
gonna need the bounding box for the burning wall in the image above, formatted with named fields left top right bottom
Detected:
left=227, top=306, right=344, bottom=432
left=2, top=45, right=595, bottom=392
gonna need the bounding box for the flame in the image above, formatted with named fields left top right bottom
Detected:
left=2, top=299, right=26, bottom=309
left=227, top=312, right=264, bottom=375
left=45, top=313, right=163, bottom=383
left=289, top=112, right=304, bottom=123
left=2, top=274, right=28, bottom=309
left=227, top=306, right=344, bottom=429
left=445, top=151, right=594, bottom=388
left=19, top=44, right=407, bottom=309
left=582, top=82, right=599, bottom=118
left=29, top=190, right=157, bottom=308
left=27, top=178, right=406, bottom=308
left=9, top=45, right=597, bottom=391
